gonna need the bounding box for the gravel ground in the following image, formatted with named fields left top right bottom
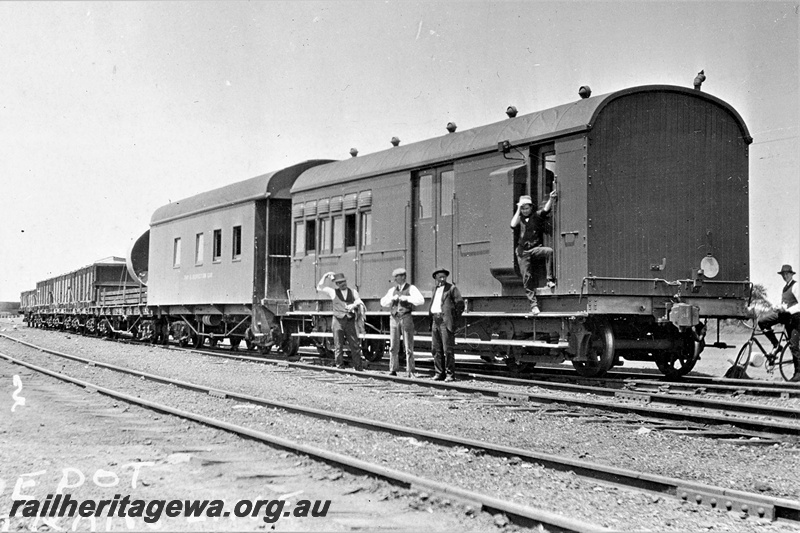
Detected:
left=3, top=322, right=800, bottom=532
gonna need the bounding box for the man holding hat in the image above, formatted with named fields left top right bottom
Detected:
left=380, top=267, right=425, bottom=377
left=758, top=264, right=800, bottom=381
left=427, top=267, right=464, bottom=381
left=510, top=189, right=558, bottom=315
left=317, top=271, right=365, bottom=371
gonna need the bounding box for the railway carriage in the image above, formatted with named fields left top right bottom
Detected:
left=288, top=84, right=752, bottom=376
left=127, top=160, right=332, bottom=349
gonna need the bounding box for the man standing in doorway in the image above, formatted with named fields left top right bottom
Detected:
left=428, top=268, right=464, bottom=382
left=380, top=267, right=425, bottom=377
left=317, top=271, right=365, bottom=371
left=510, top=189, right=558, bottom=315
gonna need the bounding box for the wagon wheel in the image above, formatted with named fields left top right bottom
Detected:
left=505, top=347, right=535, bottom=373
left=280, top=335, right=299, bottom=357
left=99, top=319, right=115, bottom=339
left=176, top=325, right=191, bottom=347
left=655, top=328, right=702, bottom=378
left=571, top=321, right=615, bottom=377
left=259, top=342, right=274, bottom=355
left=363, top=339, right=386, bottom=362
left=228, top=336, right=241, bottom=351
left=191, top=332, right=204, bottom=349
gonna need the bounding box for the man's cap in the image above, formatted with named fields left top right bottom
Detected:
left=516, top=195, right=533, bottom=206
left=778, top=264, right=796, bottom=275
left=392, top=267, right=407, bottom=277
left=432, top=267, right=450, bottom=279
left=332, top=272, right=347, bottom=282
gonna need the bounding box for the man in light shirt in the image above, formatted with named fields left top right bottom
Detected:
left=427, top=268, right=464, bottom=382
left=380, top=267, right=425, bottom=377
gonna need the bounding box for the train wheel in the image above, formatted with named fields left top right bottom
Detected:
left=191, top=333, right=203, bottom=349
left=655, top=329, right=701, bottom=378
left=571, top=321, right=614, bottom=377
left=258, top=343, right=273, bottom=355
left=280, top=336, right=299, bottom=357
left=208, top=337, right=218, bottom=348
left=363, top=339, right=386, bottom=362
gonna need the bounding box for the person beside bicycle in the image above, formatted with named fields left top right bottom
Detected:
left=758, top=264, right=800, bottom=382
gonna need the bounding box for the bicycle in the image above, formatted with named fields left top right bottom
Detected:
left=732, top=322, right=795, bottom=381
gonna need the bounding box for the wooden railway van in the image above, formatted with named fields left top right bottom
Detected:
left=288, top=85, right=752, bottom=377
left=140, top=160, right=332, bottom=350
left=19, top=257, right=145, bottom=335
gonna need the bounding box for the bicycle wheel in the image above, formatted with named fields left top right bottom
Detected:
left=733, top=339, right=754, bottom=367
left=778, top=343, right=796, bottom=381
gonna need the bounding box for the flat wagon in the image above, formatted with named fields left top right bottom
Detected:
left=20, top=256, right=145, bottom=335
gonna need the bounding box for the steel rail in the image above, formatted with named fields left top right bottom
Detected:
left=3, top=346, right=800, bottom=523
left=6, top=333, right=798, bottom=438
left=0, top=351, right=609, bottom=533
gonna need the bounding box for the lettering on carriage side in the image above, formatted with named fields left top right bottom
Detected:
left=11, top=375, right=25, bottom=412
left=183, top=273, right=213, bottom=281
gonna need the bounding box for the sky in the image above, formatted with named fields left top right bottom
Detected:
left=0, top=1, right=798, bottom=303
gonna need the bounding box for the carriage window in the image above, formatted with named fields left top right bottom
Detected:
left=441, top=170, right=455, bottom=216
left=332, top=215, right=344, bottom=252
left=320, top=218, right=331, bottom=254
left=173, top=238, right=181, bottom=268
left=195, top=233, right=204, bottom=265
left=294, top=221, right=305, bottom=256
left=360, top=211, right=372, bottom=248
left=212, top=229, right=222, bottom=262
left=305, top=220, right=316, bottom=253
left=419, top=173, right=433, bottom=219
left=345, top=213, right=356, bottom=250
left=232, top=226, right=242, bottom=260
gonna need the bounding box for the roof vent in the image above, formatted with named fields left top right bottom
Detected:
left=693, top=70, right=706, bottom=91
left=578, top=86, right=592, bottom=99
left=446, top=122, right=457, bottom=133
left=391, top=137, right=400, bottom=147
left=349, top=148, right=358, bottom=157
left=506, top=106, right=518, bottom=118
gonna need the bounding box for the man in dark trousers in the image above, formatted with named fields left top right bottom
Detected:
left=510, top=190, right=558, bottom=315
left=317, top=271, right=364, bottom=371
left=427, top=268, right=464, bottom=382
left=758, top=264, right=800, bottom=381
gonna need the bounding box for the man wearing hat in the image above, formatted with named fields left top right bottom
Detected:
left=317, top=271, right=365, bottom=371
left=758, top=264, right=800, bottom=381
left=427, top=268, right=464, bottom=381
left=380, top=267, right=425, bottom=377
left=510, top=189, right=558, bottom=315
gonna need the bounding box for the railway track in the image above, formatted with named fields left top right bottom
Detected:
left=3, top=338, right=800, bottom=528
left=7, top=332, right=798, bottom=442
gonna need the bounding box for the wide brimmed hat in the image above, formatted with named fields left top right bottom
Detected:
left=778, top=264, right=796, bottom=275
left=332, top=272, right=347, bottom=282
left=392, top=267, right=407, bottom=277
left=432, top=267, right=450, bottom=278
left=516, top=195, right=533, bottom=206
